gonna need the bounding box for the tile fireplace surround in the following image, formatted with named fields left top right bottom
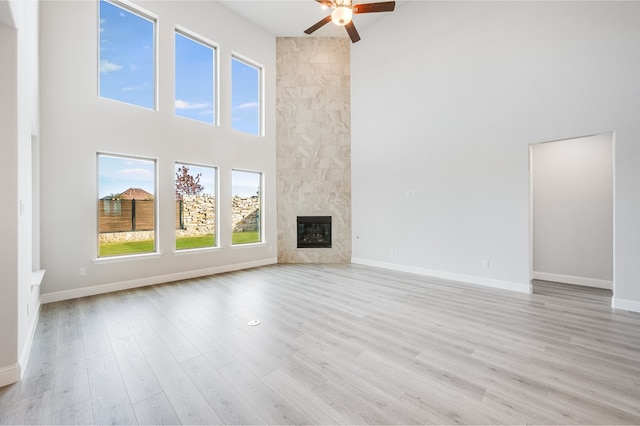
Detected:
left=276, top=37, right=351, bottom=263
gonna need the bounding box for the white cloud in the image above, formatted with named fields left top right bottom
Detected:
left=119, top=11, right=125, bottom=17
left=100, top=59, right=123, bottom=74
left=122, top=85, right=142, bottom=92
left=198, top=110, right=214, bottom=115
left=99, top=18, right=105, bottom=33
left=235, top=101, right=259, bottom=110
left=117, top=168, right=154, bottom=180
left=175, top=100, right=209, bottom=110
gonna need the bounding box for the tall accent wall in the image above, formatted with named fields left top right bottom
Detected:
left=351, top=1, right=640, bottom=310
left=39, top=1, right=277, bottom=301
left=276, top=37, right=351, bottom=263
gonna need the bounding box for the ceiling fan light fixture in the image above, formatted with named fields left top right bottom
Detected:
left=331, top=6, right=352, bottom=26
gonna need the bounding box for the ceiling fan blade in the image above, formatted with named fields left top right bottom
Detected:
left=304, top=15, right=332, bottom=34
left=353, top=1, right=395, bottom=14
left=345, top=21, right=361, bottom=43
left=315, top=0, right=334, bottom=7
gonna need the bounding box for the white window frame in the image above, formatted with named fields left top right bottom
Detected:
left=96, top=152, right=159, bottom=261
left=174, top=26, right=220, bottom=126
left=231, top=168, right=264, bottom=246
left=97, top=0, right=159, bottom=110
left=174, top=161, right=220, bottom=252
left=231, top=53, right=264, bottom=137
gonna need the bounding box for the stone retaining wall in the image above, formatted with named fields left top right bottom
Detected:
left=178, top=195, right=216, bottom=237
left=232, top=196, right=260, bottom=232
left=100, top=195, right=260, bottom=242
left=99, top=230, right=154, bottom=243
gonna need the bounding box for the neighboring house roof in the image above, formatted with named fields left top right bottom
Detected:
left=102, top=188, right=153, bottom=200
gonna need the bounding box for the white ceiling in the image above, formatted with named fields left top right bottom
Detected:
left=217, top=0, right=407, bottom=40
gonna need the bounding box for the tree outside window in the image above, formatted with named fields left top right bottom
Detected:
left=175, top=163, right=217, bottom=250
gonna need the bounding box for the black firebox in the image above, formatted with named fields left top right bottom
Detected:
left=297, top=216, right=331, bottom=248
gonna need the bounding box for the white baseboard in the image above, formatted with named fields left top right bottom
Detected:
left=351, top=258, right=530, bottom=294
left=612, top=297, right=640, bottom=313
left=41, top=258, right=277, bottom=304
left=0, top=363, right=20, bottom=388
left=18, top=299, right=42, bottom=378
left=531, top=271, right=612, bottom=290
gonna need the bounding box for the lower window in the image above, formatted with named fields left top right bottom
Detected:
left=97, top=154, right=156, bottom=257
left=175, top=163, right=217, bottom=250
left=231, top=169, right=262, bottom=245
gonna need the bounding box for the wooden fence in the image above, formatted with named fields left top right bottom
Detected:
left=99, top=199, right=156, bottom=233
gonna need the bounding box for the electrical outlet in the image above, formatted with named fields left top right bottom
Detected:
left=482, top=260, right=490, bottom=269
left=79, top=267, right=86, bottom=276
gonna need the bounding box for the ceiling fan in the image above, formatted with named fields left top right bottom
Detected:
left=304, top=0, right=396, bottom=43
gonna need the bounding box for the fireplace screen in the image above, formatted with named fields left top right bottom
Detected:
left=297, top=216, right=331, bottom=248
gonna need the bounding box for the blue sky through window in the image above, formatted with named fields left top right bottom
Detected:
left=232, top=170, right=261, bottom=198
left=232, top=58, right=261, bottom=135
left=175, top=33, right=215, bottom=124
left=98, top=155, right=155, bottom=199
left=99, top=0, right=155, bottom=109
left=100, top=1, right=261, bottom=132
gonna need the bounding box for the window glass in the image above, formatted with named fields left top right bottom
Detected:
left=232, top=170, right=262, bottom=244
left=99, top=0, right=155, bottom=109
left=231, top=57, right=261, bottom=135
left=175, top=163, right=217, bottom=250
left=175, top=31, right=216, bottom=124
left=98, top=154, right=156, bottom=257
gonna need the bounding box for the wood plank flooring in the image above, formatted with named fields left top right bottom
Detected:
left=532, top=279, right=613, bottom=306
left=1, top=264, right=639, bottom=424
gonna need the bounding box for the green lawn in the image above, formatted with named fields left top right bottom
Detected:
left=231, top=231, right=260, bottom=244
left=176, top=234, right=216, bottom=250
left=99, top=240, right=154, bottom=257
left=99, top=232, right=260, bottom=257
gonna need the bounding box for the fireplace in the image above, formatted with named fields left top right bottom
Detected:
left=297, top=216, right=331, bottom=248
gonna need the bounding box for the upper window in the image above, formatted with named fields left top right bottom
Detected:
left=98, top=154, right=157, bottom=257
left=175, top=163, right=217, bottom=250
left=175, top=30, right=216, bottom=124
left=232, top=170, right=262, bottom=245
left=99, top=0, right=156, bottom=109
left=231, top=56, right=262, bottom=136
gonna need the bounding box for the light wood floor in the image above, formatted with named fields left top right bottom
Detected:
left=532, top=279, right=613, bottom=307
left=1, top=264, right=639, bottom=425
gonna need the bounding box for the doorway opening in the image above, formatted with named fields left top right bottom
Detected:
left=529, top=133, right=614, bottom=301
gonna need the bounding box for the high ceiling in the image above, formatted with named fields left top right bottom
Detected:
left=217, top=0, right=406, bottom=39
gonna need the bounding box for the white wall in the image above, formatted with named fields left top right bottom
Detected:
left=532, top=134, right=613, bottom=289
left=0, top=11, right=19, bottom=387
left=0, top=0, right=40, bottom=387
left=39, top=1, right=277, bottom=301
left=351, top=1, right=640, bottom=311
